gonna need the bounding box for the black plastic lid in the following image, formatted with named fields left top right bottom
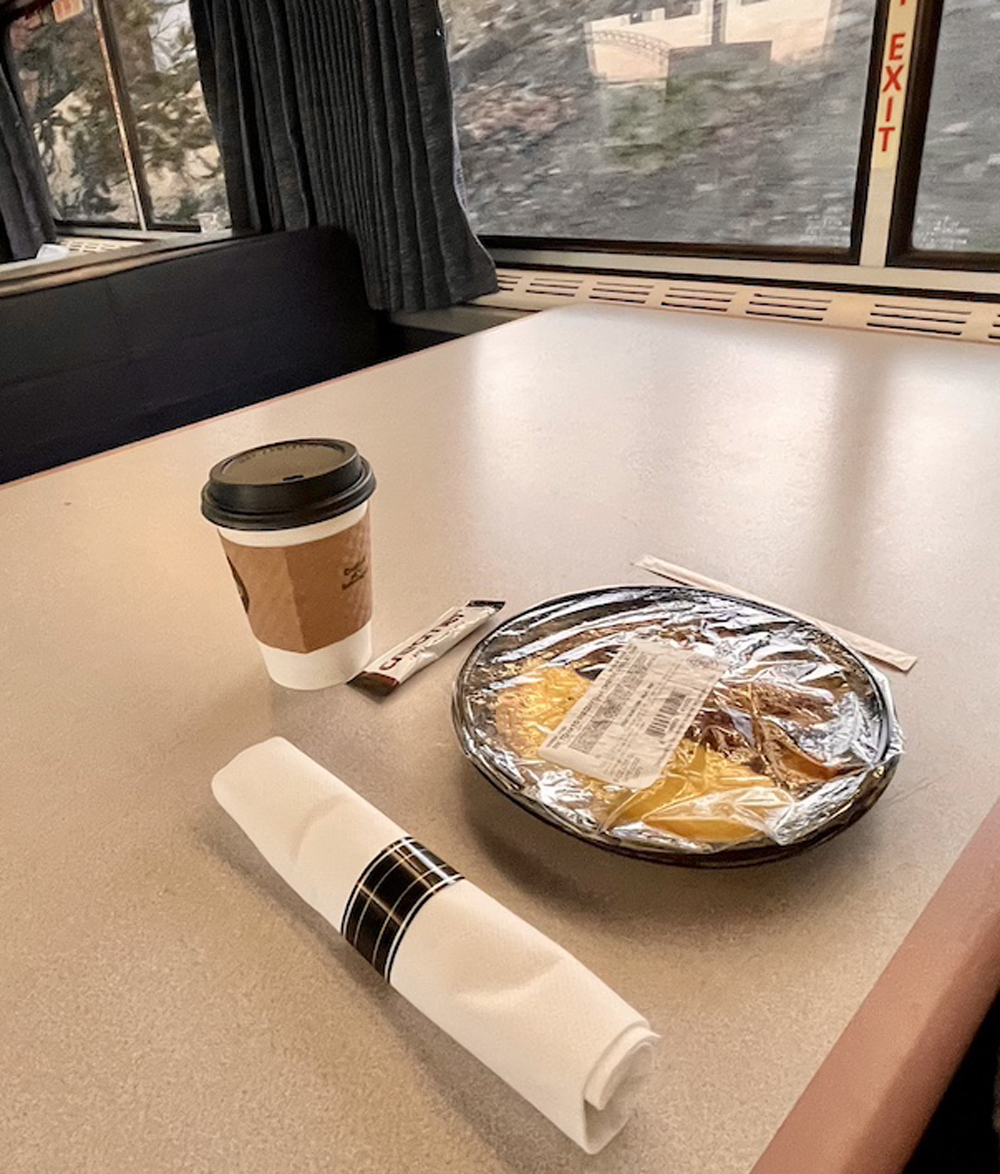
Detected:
left=201, top=439, right=375, bottom=530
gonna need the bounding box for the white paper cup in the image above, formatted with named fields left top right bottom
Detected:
left=202, top=440, right=376, bottom=690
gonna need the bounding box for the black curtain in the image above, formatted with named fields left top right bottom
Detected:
left=189, top=0, right=496, bottom=312
left=0, top=9, right=56, bottom=262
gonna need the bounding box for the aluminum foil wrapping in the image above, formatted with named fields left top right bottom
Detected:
left=453, top=587, right=903, bottom=866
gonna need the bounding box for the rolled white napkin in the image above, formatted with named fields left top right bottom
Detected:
left=213, top=737, right=657, bottom=1152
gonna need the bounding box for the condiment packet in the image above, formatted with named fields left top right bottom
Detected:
left=350, top=600, right=504, bottom=695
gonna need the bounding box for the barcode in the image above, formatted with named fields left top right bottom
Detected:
left=569, top=720, right=608, bottom=755
left=645, top=690, right=688, bottom=739
left=566, top=662, right=645, bottom=754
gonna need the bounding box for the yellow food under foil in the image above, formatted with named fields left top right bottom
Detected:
left=495, top=665, right=793, bottom=845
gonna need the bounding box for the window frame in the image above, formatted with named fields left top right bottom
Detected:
left=89, top=0, right=154, bottom=230
left=472, top=0, right=888, bottom=264
left=885, top=0, right=1000, bottom=274
left=468, top=0, right=1000, bottom=298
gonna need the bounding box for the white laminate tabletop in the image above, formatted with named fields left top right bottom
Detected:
left=3, top=304, right=1000, bottom=1174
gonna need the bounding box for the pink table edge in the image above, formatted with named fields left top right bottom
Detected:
left=752, top=791, right=1000, bottom=1174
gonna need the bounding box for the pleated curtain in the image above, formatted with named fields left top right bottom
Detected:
left=0, top=5, right=56, bottom=262
left=189, top=0, right=496, bottom=312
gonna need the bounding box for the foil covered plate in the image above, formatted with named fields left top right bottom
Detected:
left=453, top=586, right=903, bottom=866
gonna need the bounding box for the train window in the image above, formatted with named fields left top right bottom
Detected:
left=14, top=1, right=997, bottom=285
left=103, top=0, right=227, bottom=228
left=910, top=0, right=1000, bottom=256
left=11, top=0, right=227, bottom=232
left=442, top=0, right=878, bottom=253
left=10, top=5, right=139, bottom=226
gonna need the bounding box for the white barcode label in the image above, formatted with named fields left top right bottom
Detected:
left=539, top=640, right=724, bottom=789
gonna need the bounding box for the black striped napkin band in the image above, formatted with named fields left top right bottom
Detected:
left=341, top=837, right=463, bottom=980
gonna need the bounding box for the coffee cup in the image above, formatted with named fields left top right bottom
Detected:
left=201, top=439, right=376, bottom=689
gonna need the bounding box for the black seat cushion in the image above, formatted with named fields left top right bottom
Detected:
left=0, top=228, right=387, bottom=483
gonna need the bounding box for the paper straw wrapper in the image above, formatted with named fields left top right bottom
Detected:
left=635, top=554, right=917, bottom=672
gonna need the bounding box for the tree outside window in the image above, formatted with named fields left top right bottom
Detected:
left=12, top=0, right=228, bottom=229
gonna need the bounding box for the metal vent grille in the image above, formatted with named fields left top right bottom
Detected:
left=478, top=267, right=1000, bottom=346
left=866, top=301, right=970, bottom=338
left=590, top=278, right=657, bottom=305
left=524, top=273, right=585, bottom=298
left=659, top=285, right=735, bottom=313
left=745, top=291, right=832, bottom=324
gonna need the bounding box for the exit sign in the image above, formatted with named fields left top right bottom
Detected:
left=872, top=0, right=918, bottom=169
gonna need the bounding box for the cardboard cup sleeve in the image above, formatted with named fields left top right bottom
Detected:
left=221, top=513, right=372, bottom=653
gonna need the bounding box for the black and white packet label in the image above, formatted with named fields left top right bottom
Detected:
left=539, top=640, right=724, bottom=789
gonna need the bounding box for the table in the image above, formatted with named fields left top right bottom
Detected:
left=4, top=304, right=1000, bottom=1174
